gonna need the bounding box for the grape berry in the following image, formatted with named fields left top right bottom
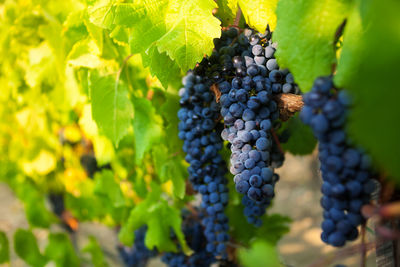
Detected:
left=300, top=76, right=376, bottom=247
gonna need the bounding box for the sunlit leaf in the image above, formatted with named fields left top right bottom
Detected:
left=239, top=0, right=278, bottom=32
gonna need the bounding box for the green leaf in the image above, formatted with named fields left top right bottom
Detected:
left=273, top=0, right=351, bottom=92
left=44, top=233, right=80, bottom=267
left=82, top=236, right=108, bottom=267
left=90, top=1, right=221, bottom=71
left=141, top=46, right=181, bottom=89
left=152, top=143, right=186, bottom=199
left=109, top=25, right=129, bottom=46
left=118, top=184, right=162, bottom=245
left=216, top=0, right=238, bottom=26
left=65, top=193, right=105, bottom=221
left=281, top=115, right=317, bottom=155
left=132, top=98, right=163, bottom=163
left=94, top=170, right=125, bottom=207
left=238, top=240, right=282, bottom=267
left=15, top=183, right=57, bottom=228
left=67, top=38, right=103, bottom=68
left=255, top=214, right=291, bottom=244
left=0, top=231, right=9, bottom=264
left=156, top=0, right=221, bottom=70
left=89, top=71, right=133, bottom=147
left=119, top=184, right=189, bottom=253
left=145, top=202, right=188, bottom=253
left=84, top=18, right=104, bottom=53
left=14, top=229, right=48, bottom=267
left=335, top=0, right=400, bottom=180
left=238, top=0, right=278, bottom=32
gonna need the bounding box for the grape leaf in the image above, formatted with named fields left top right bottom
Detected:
left=152, top=143, right=186, bottom=199
left=281, top=115, right=317, bottom=155
left=216, top=0, right=238, bottom=26
left=335, top=0, right=400, bottom=179
left=118, top=184, right=189, bottom=253
left=0, top=231, right=9, bottom=264
left=44, top=233, right=80, bottom=267
left=14, top=229, right=48, bottom=267
left=89, top=1, right=221, bottom=71
left=132, top=97, right=162, bottom=163
left=273, top=0, right=351, bottom=92
left=15, top=182, right=57, bottom=228
left=94, top=170, right=125, bottom=207
left=141, top=46, right=181, bottom=89
left=238, top=240, right=282, bottom=267
left=82, top=236, right=108, bottom=267
left=145, top=202, right=188, bottom=253
left=238, top=0, right=278, bottom=32
left=153, top=0, right=221, bottom=70
left=67, top=38, right=103, bottom=68
left=89, top=71, right=133, bottom=147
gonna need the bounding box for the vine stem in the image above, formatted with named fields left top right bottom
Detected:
left=116, top=54, right=134, bottom=87
left=361, top=223, right=367, bottom=267
left=272, top=93, right=304, bottom=121
left=234, top=8, right=242, bottom=27
left=271, top=128, right=284, bottom=154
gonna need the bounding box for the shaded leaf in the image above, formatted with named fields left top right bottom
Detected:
left=273, top=0, right=351, bottom=91
left=216, top=0, right=238, bottom=26
left=132, top=98, right=162, bottom=163
left=335, top=0, right=400, bottom=180
left=141, top=46, right=181, bottom=89
left=281, top=115, right=317, bottom=155
left=94, top=170, right=125, bottom=207
left=14, top=229, right=47, bottom=267
left=89, top=71, right=133, bottom=147
left=82, top=236, right=108, bottom=267
left=45, top=233, right=80, bottom=267
left=0, top=231, right=9, bottom=264
left=119, top=184, right=189, bottom=253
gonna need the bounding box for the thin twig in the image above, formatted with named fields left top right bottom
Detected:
left=361, top=224, right=367, bottom=267
left=271, top=128, right=284, bottom=154
left=234, top=7, right=242, bottom=28
left=116, top=54, right=134, bottom=85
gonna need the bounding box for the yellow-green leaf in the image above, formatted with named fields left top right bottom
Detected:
left=238, top=0, right=278, bottom=32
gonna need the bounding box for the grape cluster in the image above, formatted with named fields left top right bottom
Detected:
left=300, top=76, right=376, bottom=247
left=178, top=71, right=230, bottom=258
left=161, top=211, right=216, bottom=267
left=218, top=29, right=297, bottom=226
left=118, top=226, right=157, bottom=267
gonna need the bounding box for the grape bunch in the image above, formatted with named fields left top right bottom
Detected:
left=300, top=76, right=376, bottom=247
left=117, top=226, right=157, bottom=267
left=218, top=29, right=297, bottom=226
left=178, top=71, right=230, bottom=258
left=161, top=210, right=216, bottom=267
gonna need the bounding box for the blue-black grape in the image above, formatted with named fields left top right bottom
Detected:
left=218, top=29, right=298, bottom=226
left=178, top=28, right=252, bottom=258
left=300, top=76, right=376, bottom=247
left=117, top=226, right=157, bottom=267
